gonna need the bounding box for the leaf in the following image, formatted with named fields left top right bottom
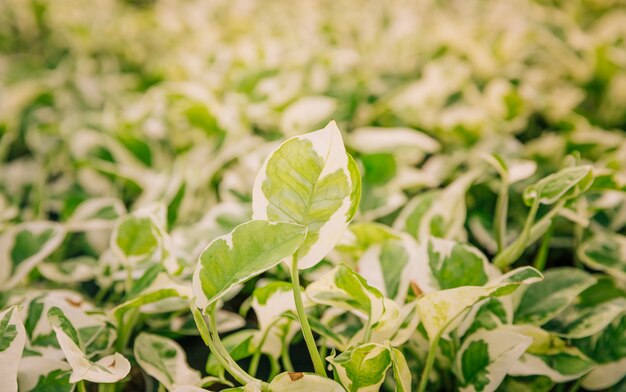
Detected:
left=356, top=232, right=416, bottom=302
left=416, top=266, right=542, bottom=340
left=514, top=267, right=596, bottom=325
left=47, top=307, right=130, bottom=383
left=205, top=330, right=255, bottom=376
left=543, top=297, right=626, bottom=338
left=0, top=307, right=26, bottom=392
left=134, top=333, right=201, bottom=390
left=305, top=264, right=385, bottom=322
left=523, top=166, right=593, bottom=206
left=252, top=121, right=361, bottom=269
left=112, top=215, right=160, bottom=260
left=578, top=232, right=626, bottom=282
left=574, top=314, right=626, bottom=364
left=581, top=357, right=626, bottom=390
left=389, top=347, right=412, bottom=392
left=327, top=343, right=392, bottom=392
left=510, top=349, right=594, bottom=383
left=0, top=222, right=65, bottom=289
left=269, top=372, right=345, bottom=391
left=66, top=197, right=126, bottom=231
left=192, top=220, right=307, bottom=309
left=455, top=328, right=532, bottom=392
left=410, top=237, right=491, bottom=294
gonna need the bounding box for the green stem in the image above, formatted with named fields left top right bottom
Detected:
left=115, top=309, right=139, bottom=353
left=533, top=224, right=553, bottom=271
left=77, top=381, right=88, bottom=392
left=568, top=378, right=582, bottom=392
left=98, top=383, right=116, bottom=392
left=192, top=303, right=267, bottom=389
left=281, top=343, right=294, bottom=372
left=418, top=335, right=441, bottom=392
left=362, top=317, right=372, bottom=344
left=494, top=199, right=539, bottom=270
left=494, top=177, right=509, bottom=253
left=157, top=384, right=166, bottom=392
left=290, top=256, right=327, bottom=376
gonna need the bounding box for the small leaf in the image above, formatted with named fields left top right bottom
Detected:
left=578, top=232, right=626, bottom=282
left=47, top=307, right=130, bottom=383
left=455, top=328, right=532, bottom=392
left=0, top=222, right=65, bottom=289
left=327, top=343, right=392, bottom=392
left=0, top=307, right=26, bottom=392
left=416, top=266, right=542, bottom=340
left=252, top=121, right=361, bottom=269
left=192, top=220, right=307, bottom=309
left=134, top=333, right=201, bottom=390
left=514, top=267, right=596, bottom=326
left=269, top=372, right=345, bottom=391
left=523, top=166, right=593, bottom=206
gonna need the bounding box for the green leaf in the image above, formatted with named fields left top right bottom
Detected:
left=389, top=347, right=411, bottom=392
left=0, top=307, right=25, bottom=392
left=510, top=348, right=595, bottom=383
left=514, top=267, right=596, bottom=325
left=269, top=372, right=345, bottom=391
left=327, top=343, right=392, bottom=392
left=416, top=266, right=542, bottom=340
left=192, top=220, right=307, bottom=309
left=456, top=328, right=532, bottom=392
left=0, top=222, right=65, bottom=289
left=112, top=215, right=160, bottom=258
left=523, top=166, right=593, bottom=206
left=134, top=333, right=201, bottom=390
left=578, top=232, right=626, bottom=282
left=252, top=121, right=361, bottom=269
left=543, top=297, right=626, bottom=338
left=306, top=264, right=384, bottom=322
left=47, top=306, right=130, bottom=383
left=574, top=314, right=626, bottom=364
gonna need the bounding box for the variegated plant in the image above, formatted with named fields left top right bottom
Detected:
left=2, top=0, right=626, bottom=390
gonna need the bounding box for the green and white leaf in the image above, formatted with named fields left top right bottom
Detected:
left=17, top=357, right=72, bottom=392
left=305, top=264, right=385, bottom=323
left=455, top=328, right=532, bottom=392
left=389, top=346, right=412, bottom=392
left=114, top=272, right=192, bottom=316
left=47, top=307, right=130, bottom=383
left=394, top=171, right=478, bottom=241
left=251, top=282, right=298, bottom=358
left=38, top=256, right=99, bottom=284
left=269, top=372, right=345, bottom=392
left=416, top=266, right=543, bottom=340
left=578, top=232, right=626, bottom=282
left=111, top=209, right=163, bottom=265
left=0, top=222, right=65, bottom=289
left=252, top=121, right=361, bottom=269
left=192, top=220, right=307, bottom=310
left=409, top=237, right=494, bottom=294
left=543, top=297, right=626, bottom=338
left=66, top=197, right=126, bottom=232
left=514, top=267, right=596, bottom=326
left=357, top=233, right=417, bottom=302
left=523, top=165, right=593, bottom=206
left=134, top=333, right=201, bottom=390
left=509, top=348, right=594, bottom=383
left=0, top=307, right=26, bottom=392
left=326, top=343, right=392, bottom=392
left=581, top=357, right=626, bottom=390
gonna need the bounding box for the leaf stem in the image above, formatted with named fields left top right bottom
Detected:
left=494, top=199, right=539, bottom=270
left=494, top=176, right=509, bottom=253
left=290, top=256, right=327, bottom=376
left=533, top=224, right=553, bottom=271
left=418, top=334, right=441, bottom=392
left=191, top=302, right=267, bottom=389
left=77, top=381, right=88, bottom=392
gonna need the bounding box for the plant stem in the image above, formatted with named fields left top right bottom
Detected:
left=77, top=381, right=88, bottom=392
left=290, top=256, right=327, bottom=376
left=418, top=334, right=441, bottom=392
left=494, top=199, right=539, bottom=270
left=362, top=317, right=372, bottom=344
left=157, top=384, right=166, bottom=392
left=115, top=309, right=139, bottom=353
left=281, top=343, right=294, bottom=372
left=533, top=224, right=552, bottom=271
left=494, top=177, right=509, bottom=253
left=192, top=302, right=267, bottom=389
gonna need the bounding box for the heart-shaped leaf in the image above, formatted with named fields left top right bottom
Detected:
left=192, top=220, right=307, bottom=310
left=252, top=121, right=361, bottom=269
